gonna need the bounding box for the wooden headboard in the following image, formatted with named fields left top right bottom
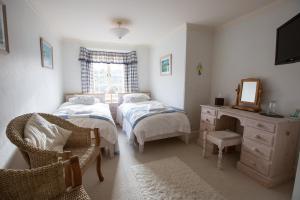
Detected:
left=64, top=92, right=151, bottom=104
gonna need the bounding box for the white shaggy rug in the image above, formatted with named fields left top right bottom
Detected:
left=130, top=157, right=226, bottom=200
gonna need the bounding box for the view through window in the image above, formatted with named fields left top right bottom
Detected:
left=92, top=63, right=125, bottom=103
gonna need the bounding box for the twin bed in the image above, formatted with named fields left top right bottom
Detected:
left=54, top=93, right=191, bottom=155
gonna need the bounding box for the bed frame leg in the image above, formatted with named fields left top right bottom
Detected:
left=109, top=144, right=114, bottom=159
left=139, top=144, right=144, bottom=153
left=184, top=134, right=189, bottom=144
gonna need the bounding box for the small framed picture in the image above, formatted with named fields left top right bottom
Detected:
left=0, top=3, right=9, bottom=53
left=160, top=54, right=172, bottom=76
left=40, top=37, right=53, bottom=69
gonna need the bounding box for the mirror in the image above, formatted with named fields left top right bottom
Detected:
left=240, top=81, right=258, bottom=103
left=233, top=78, right=262, bottom=112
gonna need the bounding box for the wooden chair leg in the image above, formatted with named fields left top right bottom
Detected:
left=139, top=144, right=144, bottom=153
left=97, top=153, right=104, bottom=182
left=202, top=131, right=207, bottom=158
left=184, top=134, right=189, bottom=144
left=109, top=144, right=114, bottom=159
left=217, top=145, right=224, bottom=169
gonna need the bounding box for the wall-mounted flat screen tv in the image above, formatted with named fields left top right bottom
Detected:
left=275, top=13, right=300, bottom=65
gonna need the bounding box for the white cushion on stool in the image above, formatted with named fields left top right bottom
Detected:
left=206, top=131, right=241, bottom=147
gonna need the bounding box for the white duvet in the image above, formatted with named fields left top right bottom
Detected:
left=117, top=101, right=191, bottom=145
left=54, top=102, right=118, bottom=145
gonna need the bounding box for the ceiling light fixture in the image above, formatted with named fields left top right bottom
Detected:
left=110, top=21, right=129, bottom=39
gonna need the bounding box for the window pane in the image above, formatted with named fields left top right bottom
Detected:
left=92, top=63, right=125, bottom=95
left=108, top=64, right=125, bottom=93
left=93, top=63, right=108, bottom=93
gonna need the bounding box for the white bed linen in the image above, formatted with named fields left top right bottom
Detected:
left=55, top=102, right=118, bottom=146
left=117, top=101, right=191, bottom=145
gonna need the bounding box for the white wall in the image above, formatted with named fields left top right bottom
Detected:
left=61, top=38, right=151, bottom=93
left=211, top=0, right=300, bottom=115
left=0, top=0, right=64, bottom=168
left=150, top=25, right=187, bottom=109
left=185, top=24, right=213, bottom=130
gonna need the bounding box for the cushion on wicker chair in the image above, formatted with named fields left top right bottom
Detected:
left=24, top=113, right=72, bottom=152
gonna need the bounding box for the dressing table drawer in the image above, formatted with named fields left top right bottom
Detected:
left=246, top=120, right=275, bottom=133
left=201, top=114, right=216, bottom=125
left=201, top=107, right=217, bottom=117
left=243, top=138, right=272, bottom=161
left=241, top=150, right=270, bottom=176
left=244, top=127, right=274, bottom=147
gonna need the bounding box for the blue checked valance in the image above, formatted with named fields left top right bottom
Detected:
left=79, top=47, right=137, bottom=65
left=79, top=47, right=139, bottom=93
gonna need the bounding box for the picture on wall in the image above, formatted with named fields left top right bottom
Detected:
left=40, top=37, right=53, bottom=69
left=0, top=3, right=9, bottom=53
left=160, top=54, right=172, bottom=76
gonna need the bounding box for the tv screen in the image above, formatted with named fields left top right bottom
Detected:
left=275, top=13, right=300, bottom=65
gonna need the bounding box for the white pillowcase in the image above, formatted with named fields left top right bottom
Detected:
left=24, top=113, right=72, bottom=152
left=123, top=93, right=151, bottom=103
left=69, top=95, right=98, bottom=105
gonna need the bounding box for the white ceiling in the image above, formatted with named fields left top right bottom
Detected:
left=28, top=0, right=275, bottom=45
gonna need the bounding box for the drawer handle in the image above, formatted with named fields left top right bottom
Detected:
left=256, top=123, right=265, bottom=128
left=286, top=131, right=290, bottom=136
left=206, top=119, right=210, bottom=122
left=207, top=110, right=211, bottom=114
left=254, top=135, right=264, bottom=140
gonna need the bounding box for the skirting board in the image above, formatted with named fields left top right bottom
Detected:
left=237, top=161, right=293, bottom=188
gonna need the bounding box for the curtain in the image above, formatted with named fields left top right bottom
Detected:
left=79, top=47, right=139, bottom=93
left=79, top=48, right=94, bottom=93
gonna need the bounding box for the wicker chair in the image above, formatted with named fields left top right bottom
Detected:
left=0, top=156, right=90, bottom=200
left=6, top=113, right=104, bottom=182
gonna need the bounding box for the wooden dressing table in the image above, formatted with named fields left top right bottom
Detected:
left=199, top=105, right=300, bottom=187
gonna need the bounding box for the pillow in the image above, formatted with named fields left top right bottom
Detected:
left=24, top=113, right=72, bottom=152
left=69, top=95, right=98, bottom=105
left=123, top=93, right=151, bottom=103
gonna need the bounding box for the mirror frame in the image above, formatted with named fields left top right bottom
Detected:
left=233, top=78, right=262, bottom=112
left=239, top=78, right=260, bottom=104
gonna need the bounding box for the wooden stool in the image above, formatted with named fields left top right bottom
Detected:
left=202, top=130, right=242, bottom=169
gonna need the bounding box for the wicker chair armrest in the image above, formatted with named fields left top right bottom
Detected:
left=58, top=151, right=72, bottom=160
left=0, top=156, right=83, bottom=200
left=65, top=128, right=93, bottom=148
left=26, top=148, right=60, bottom=168
left=0, top=158, right=65, bottom=199
left=93, top=128, right=100, bottom=146
left=63, top=156, right=82, bottom=188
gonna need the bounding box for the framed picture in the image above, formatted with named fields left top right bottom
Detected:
left=0, top=3, right=9, bottom=53
left=40, top=37, right=53, bottom=69
left=160, top=54, right=172, bottom=76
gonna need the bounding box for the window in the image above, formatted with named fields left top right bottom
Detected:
left=92, top=63, right=125, bottom=103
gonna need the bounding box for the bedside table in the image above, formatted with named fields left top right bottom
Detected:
left=109, top=103, right=118, bottom=121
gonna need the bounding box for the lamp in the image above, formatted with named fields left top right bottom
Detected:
left=110, top=21, right=129, bottom=39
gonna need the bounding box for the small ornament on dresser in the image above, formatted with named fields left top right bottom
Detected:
left=214, top=93, right=224, bottom=106
left=290, top=109, right=300, bottom=119
left=260, top=100, right=284, bottom=118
